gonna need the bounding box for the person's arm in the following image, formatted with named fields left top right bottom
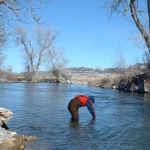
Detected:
left=86, top=99, right=96, bottom=117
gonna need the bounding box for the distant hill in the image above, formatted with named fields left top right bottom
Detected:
left=67, top=67, right=116, bottom=76
left=67, top=63, right=147, bottom=76
left=16, top=63, right=147, bottom=78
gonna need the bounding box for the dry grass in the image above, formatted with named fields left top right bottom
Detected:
left=69, top=74, right=121, bottom=86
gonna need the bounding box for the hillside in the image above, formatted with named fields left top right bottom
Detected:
left=67, top=63, right=147, bottom=76
left=67, top=67, right=116, bottom=76
left=16, top=63, right=147, bottom=78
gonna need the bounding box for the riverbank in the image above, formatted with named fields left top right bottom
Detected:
left=0, top=108, right=24, bottom=149
left=0, top=108, right=37, bottom=150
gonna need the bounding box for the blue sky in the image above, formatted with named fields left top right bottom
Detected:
left=6, top=0, right=145, bottom=73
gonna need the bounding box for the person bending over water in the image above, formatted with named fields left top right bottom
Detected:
left=68, top=95, right=96, bottom=121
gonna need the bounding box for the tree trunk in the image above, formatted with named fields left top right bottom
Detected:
left=130, top=0, right=150, bottom=52
left=147, top=0, right=150, bottom=30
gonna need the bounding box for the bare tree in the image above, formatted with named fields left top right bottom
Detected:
left=0, top=50, right=5, bottom=68
left=103, top=0, right=150, bottom=53
left=0, top=0, right=50, bottom=68
left=46, top=46, right=68, bottom=82
left=0, top=0, right=48, bottom=33
left=15, top=26, right=58, bottom=81
left=3, top=65, right=13, bottom=80
left=0, top=21, right=6, bottom=67
left=0, top=65, right=13, bottom=81
left=112, top=45, right=127, bottom=78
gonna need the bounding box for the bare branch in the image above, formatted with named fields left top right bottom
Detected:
left=112, top=45, right=127, bottom=78
left=0, top=0, right=51, bottom=54
left=103, top=0, right=150, bottom=52
left=46, top=46, right=68, bottom=82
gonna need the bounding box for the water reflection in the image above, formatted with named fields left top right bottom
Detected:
left=69, top=118, right=96, bottom=128
left=144, top=93, right=150, bottom=101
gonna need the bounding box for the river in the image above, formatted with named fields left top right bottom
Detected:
left=0, top=83, right=150, bottom=150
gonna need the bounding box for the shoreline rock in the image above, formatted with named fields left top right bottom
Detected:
left=0, top=107, right=37, bottom=150
left=0, top=134, right=25, bottom=150
left=0, top=108, right=13, bottom=122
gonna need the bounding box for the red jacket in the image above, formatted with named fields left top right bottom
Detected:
left=75, top=95, right=88, bottom=106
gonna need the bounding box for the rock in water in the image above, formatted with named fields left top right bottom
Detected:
left=0, top=108, right=13, bottom=122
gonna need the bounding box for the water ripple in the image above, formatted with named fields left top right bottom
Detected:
left=0, top=83, right=150, bottom=150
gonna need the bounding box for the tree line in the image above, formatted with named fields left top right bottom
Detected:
left=0, top=0, right=68, bottom=82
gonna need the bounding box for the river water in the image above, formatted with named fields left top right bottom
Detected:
left=0, top=83, right=150, bottom=150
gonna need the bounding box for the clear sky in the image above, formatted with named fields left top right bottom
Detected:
left=5, top=0, right=145, bottom=73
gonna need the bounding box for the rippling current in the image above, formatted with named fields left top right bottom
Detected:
left=0, top=83, right=150, bottom=150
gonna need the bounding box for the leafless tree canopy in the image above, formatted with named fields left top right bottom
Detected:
left=112, top=45, right=127, bottom=78
left=15, top=26, right=58, bottom=81
left=0, top=0, right=49, bottom=43
left=46, top=46, right=68, bottom=82
left=103, top=0, right=150, bottom=52
left=0, top=0, right=48, bottom=24
left=0, top=0, right=50, bottom=68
